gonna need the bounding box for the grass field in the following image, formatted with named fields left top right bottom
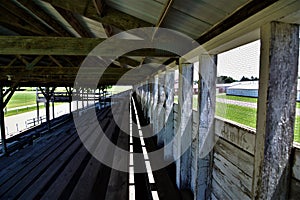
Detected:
left=216, top=102, right=257, bottom=128
left=7, top=91, right=36, bottom=109
left=217, top=93, right=300, bottom=108
left=175, top=94, right=300, bottom=143
left=5, top=91, right=64, bottom=117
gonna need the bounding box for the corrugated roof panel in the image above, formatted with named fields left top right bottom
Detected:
left=171, top=0, right=227, bottom=25
left=162, top=9, right=212, bottom=39
left=106, top=0, right=164, bottom=24
left=201, top=0, right=250, bottom=14
left=75, top=15, right=108, bottom=38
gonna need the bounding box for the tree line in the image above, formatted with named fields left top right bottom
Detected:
left=217, top=76, right=259, bottom=83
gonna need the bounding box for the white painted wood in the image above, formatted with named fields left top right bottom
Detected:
left=252, top=21, right=299, bottom=199
left=215, top=117, right=255, bottom=155
left=178, top=62, right=193, bottom=189
left=212, top=165, right=251, bottom=200
left=211, top=179, right=231, bottom=200
left=214, top=152, right=252, bottom=192
left=292, top=147, right=300, bottom=181
left=196, top=54, right=217, bottom=200
left=164, top=70, right=175, bottom=161
left=215, top=138, right=254, bottom=177
left=157, top=72, right=166, bottom=147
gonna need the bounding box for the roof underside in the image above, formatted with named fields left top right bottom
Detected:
left=0, top=0, right=299, bottom=87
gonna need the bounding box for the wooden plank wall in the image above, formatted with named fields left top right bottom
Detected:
left=212, top=117, right=255, bottom=200
left=142, top=100, right=300, bottom=199
left=290, top=143, right=300, bottom=199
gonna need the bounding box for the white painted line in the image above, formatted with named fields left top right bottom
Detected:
left=142, top=147, right=149, bottom=160
left=130, top=153, right=134, bottom=166
left=129, top=185, right=135, bottom=200
left=145, top=161, right=155, bottom=184
left=130, top=145, right=133, bottom=153
left=130, top=136, right=133, bottom=144
left=129, top=166, right=135, bottom=184
left=140, top=137, right=145, bottom=146
left=138, top=130, right=143, bottom=137
left=151, top=191, right=160, bottom=200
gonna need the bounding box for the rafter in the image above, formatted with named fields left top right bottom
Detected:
left=92, top=0, right=106, bottom=17
left=41, top=0, right=153, bottom=31
left=0, top=8, right=44, bottom=36
left=0, top=1, right=59, bottom=36
left=17, top=0, right=76, bottom=37
left=55, top=6, right=93, bottom=38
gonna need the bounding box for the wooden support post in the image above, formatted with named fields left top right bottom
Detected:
left=178, top=61, right=193, bottom=189
left=149, top=77, right=154, bottom=124
left=52, top=100, right=55, bottom=119
left=252, top=22, right=299, bottom=199
left=146, top=81, right=151, bottom=123
left=0, top=86, right=7, bottom=155
left=69, top=87, right=72, bottom=113
left=45, top=87, right=50, bottom=130
left=164, top=69, right=175, bottom=161
left=196, top=54, right=217, bottom=200
left=81, top=89, right=84, bottom=109
left=36, top=87, right=39, bottom=123
left=157, top=72, right=166, bottom=147
left=153, top=75, right=159, bottom=135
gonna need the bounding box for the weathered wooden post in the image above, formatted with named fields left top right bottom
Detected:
left=0, top=86, right=7, bottom=155
left=157, top=72, right=166, bottom=147
left=177, top=61, right=193, bottom=189
left=164, top=68, right=175, bottom=161
left=196, top=54, right=217, bottom=200
left=36, top=87, right=39, bottom=123
left=152, top=75, right=159, bottom=136
left=45, top=87, right=50, bottom=130
left=52, top=99, right=55, bottom=119
left=252, top=21, right=299, bottom=199
left=149, top=77, right=154, bottom=124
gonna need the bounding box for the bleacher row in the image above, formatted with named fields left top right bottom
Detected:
left=0, top=101, right=129, bottom=200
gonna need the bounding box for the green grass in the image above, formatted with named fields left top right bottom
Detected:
left=5, top=105, right=45, bottom=117
left=107, top=86, right=132, bottom=95
left=7, top=91, right=36, bottom=109
left=216, top=102, right=257, bottom=128
left=217, top=93, right=300, bottom=108
left=217, top=93, right=257, bottom=103
left=295, top=120, right=300, bottom=143
left=216, top=101, right=300, bottom=143
left=176, top=94, right=300, bottom=143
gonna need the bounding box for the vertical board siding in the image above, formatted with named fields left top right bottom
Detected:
left=140, top=101, right=300, bottom=200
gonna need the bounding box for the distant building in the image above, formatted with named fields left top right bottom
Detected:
left=226, top=81, right=259, bottom=97
left=226, top=80, right=300, bottom=101
left=216, top=82, right=240, bottom=93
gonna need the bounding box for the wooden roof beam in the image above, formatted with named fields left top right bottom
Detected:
left=196, top=0, right=278, bottom=45
left=0, top=36, right=177, bottom=57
